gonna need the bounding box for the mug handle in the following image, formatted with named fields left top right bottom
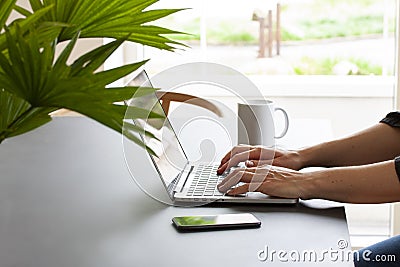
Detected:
left=274, top=107, right=289, bottom=139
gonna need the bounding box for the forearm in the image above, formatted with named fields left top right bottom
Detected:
left=298, top=123, right=400, bottom=168
left=301, top=160, right=400, bottom=203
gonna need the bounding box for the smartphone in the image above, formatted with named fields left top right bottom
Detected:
left=172, top=213, right=261, bottom=231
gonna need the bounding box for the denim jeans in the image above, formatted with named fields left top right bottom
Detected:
left=354, top=235, right=400, bottom=266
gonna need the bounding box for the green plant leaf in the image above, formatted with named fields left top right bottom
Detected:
left=70, top=38, right=127, bottom=76
left=13, top=5, right=32, bottom=17
left=0, top=23, right=165, bottom=150
left=21, top=0, right=185, bottom=51
left=0, top=89, right=30, bottom=134
left=0, top=0, right=184, bottom=152
left=0, top=89, right=55, bottom=143
left=122, top=124, right=158, bottom=156
left=0, top=5, right=54, bottom=51
left=0, top=0, right=17, bottom=30
left=6, top=107, right=54, bottom=138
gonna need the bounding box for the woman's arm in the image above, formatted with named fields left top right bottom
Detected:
left=298, top=123, right=400, bottom=168
left=305, top=160, right=400, bottom=203
left=218, top=160, right=400, bottom=204
left=217, top=123, right=400, bottom=174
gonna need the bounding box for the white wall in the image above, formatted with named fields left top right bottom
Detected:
left=173, top=94, right=392, bottom=139
left=267, top=96, right=391, bottom=138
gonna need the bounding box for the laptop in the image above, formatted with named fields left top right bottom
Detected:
left=126, top=70, right=297, bottom=205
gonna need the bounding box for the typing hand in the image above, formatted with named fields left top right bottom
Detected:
left=217, top=166, right=309, bottom=199
left=217, top=145, right=303, bottom=175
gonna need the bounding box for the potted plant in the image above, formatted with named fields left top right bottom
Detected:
left=0, top=0, right=184, bottom=148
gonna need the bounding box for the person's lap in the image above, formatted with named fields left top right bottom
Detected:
left=354, top=235, right=400, bottom=267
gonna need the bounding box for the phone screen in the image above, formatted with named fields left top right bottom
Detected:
left=172, top=213, right=261, bottom=231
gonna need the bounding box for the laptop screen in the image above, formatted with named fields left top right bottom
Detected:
left=127, top=71, right=189, bottom=195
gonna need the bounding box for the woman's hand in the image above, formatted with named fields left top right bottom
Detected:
left=217, top=160, right=400, bottom=204
left=217, top=145, right=304, bottom=175
left=217, top=166, right=311, bottom=199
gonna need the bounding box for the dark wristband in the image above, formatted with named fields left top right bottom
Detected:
left=380, top=112, right=400, bottom=128
left=394, top=157, right=400, bottom=182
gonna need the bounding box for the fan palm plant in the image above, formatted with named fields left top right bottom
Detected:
left=0, top=0, right=184, bottom=149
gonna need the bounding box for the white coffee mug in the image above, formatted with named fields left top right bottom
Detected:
left=237, top=100, right=289, bottom=147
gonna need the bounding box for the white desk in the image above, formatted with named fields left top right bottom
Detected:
left=0, top=117, right=353, bottom=267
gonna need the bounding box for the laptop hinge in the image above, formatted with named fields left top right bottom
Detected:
left=167, top=174, right=180, bottom=197
left=169, top=162, right=186, bottom=196
left=179, top=165, right=193, bottom=193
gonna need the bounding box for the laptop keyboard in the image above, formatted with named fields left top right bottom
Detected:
left=186, top=164, right=225, bottom=197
